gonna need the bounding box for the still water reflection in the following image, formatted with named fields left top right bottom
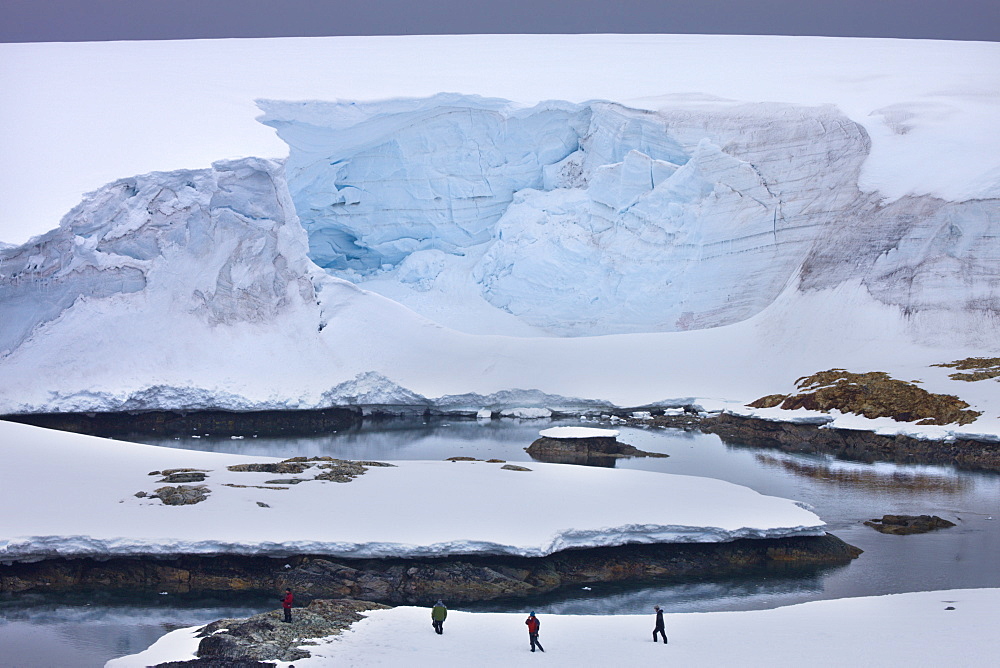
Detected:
left=3, top=417, right=997, bottom=666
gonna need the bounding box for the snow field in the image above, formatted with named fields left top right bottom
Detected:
left=0, top=421, right=823, bottom=562
left=107, top=588, right=1000, bottom=667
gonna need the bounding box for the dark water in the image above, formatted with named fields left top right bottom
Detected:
left=2, top=417, right=998, bottom=666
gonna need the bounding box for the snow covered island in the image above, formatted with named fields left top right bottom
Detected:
left=527, top=426, right=669, bottom=465
left=0, top=421, right=856, bottom=603
left=0, top=421, right=824, bottom=561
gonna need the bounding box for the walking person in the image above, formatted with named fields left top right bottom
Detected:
left=652, top=605, right=668, bottom=644
left=525, top=611, right=544, bottom=652
left=281, top=588, right=294, bottom=623
left=431, top=600, right=447, bottom=634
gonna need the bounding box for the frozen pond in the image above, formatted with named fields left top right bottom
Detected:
left=2, top=417, right=998, bottom=666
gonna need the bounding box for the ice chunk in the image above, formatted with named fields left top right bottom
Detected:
left=539, top=426, right=620, bottom=439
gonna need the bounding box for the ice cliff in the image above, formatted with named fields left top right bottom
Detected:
left=0, top=158, right=324, bottom=357
left=258, top=94, right=1000, bottom=338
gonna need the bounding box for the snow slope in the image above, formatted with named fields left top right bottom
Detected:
left=0, top=421, right=823, bottom=563
left=107, top=588, right=1000, bottom=668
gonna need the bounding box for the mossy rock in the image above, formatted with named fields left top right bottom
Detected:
left=748, top=369, right=981, bottom=425
left=932, top=357, right=1000, bottom=382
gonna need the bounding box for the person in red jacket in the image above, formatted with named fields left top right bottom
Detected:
left=281, top=588, right=294, bottom=623
left=525, top=611, right=544, bottom=652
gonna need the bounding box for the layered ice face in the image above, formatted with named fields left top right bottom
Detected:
left=258, top=95, right=590, bottom=272
left=245, top=92, right=972, bottom=344
left=0, top=157, right=323, bottom=357
left=259, top=94, right=999, bottom=338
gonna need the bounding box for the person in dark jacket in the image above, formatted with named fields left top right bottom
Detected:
left=525, top=611, right=544, bottom=652
left=281, top=588, right=294, bottom=623
left=431, top=600, right=447, bottom=634
left=652, top=604, right=668, bottom=643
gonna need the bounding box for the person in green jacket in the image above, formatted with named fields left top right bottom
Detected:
left=431, top=600, right=447, bottom=634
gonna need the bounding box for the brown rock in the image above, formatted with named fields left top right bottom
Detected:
left=228, top=462, right=311, bottom=474
left=863, top=514, right=956, bottom=535
left=933, top=357, right=1000, bottom=382
left=1, top=535, right=861, bottom=601
left=153, top=485, right=210, bottom=505
left=749, top=369, right=981, bottom=425
left=159, top=472, right=208, bottom=483
left=526, top=435, right=668, bottom=466
left=699, top=412, right=1000, bottom=473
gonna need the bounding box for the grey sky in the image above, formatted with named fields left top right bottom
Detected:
left=1, top=0, right=997, bottom=43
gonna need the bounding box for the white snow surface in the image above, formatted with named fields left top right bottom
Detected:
left=0, top=421, right=824, bottom=562
left=108, top=588, right=1000, bottom=667
left=539, top=427, right=620, bottom=439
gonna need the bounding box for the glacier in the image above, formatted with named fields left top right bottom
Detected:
left=259, top=94, right=1000, bottom=338
left=0, top=94, right=998, bottom=422
left=0, top=157, right=324, bottom=357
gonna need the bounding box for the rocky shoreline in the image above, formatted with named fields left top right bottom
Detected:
left=694, top=413, right=1000, bottom=473
left=0, top=534, right=860, bottom=603
left=0, top=406, right=362, bottom=438
left=609, top=411, right=1000, bottom=473
left=5, top=404, right=999, bottom=472
left=152, top=598, right=392, bottom=666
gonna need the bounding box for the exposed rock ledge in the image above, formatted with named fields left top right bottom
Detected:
left=864, top=515, right=957, bottom=535
left=0, top=534, right=860, bottom=603
left=153, top=599, right=391, bottom=666
left=694, top=413, right=1000, bottom=473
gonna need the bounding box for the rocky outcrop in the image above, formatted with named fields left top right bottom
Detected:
left=149, top=599, right=389, bottom=667
left=697, top=413, right=1000, bottom=472
left=152, top=485, right=210, bottom=505
left=154, top=660, right=275, bottom=668
left=933, top=357, right=1000, bottom=382
left=158, top=471, right=208, bottom=483
left=194, top=599, right=389, bottom=664
left=526, top=435, right=668, bottom=467
left=225, top=457, right=395, bottom=482
left=0, top=534, right=860, bottom=602
left=130, top=457, right=396, bottom=506
left=747, top=369, right=981, bottom=426
left=0, top=407, right=362, bottom=438
left=864, top=515, right=956, bottom=535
